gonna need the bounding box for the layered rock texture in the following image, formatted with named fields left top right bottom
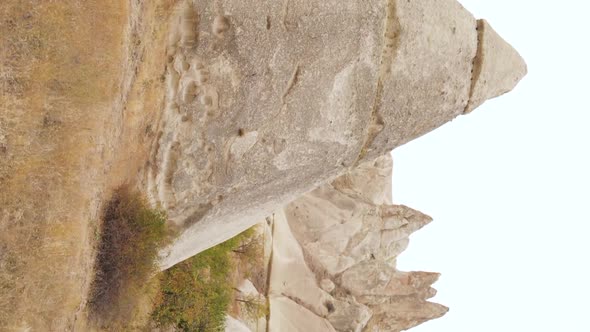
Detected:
left=266, top=155, right=446, bottom=332
left=154, top=0, right=526, bottom=269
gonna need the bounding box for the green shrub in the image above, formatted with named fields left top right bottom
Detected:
left=152, top=229, right=257, bottom=332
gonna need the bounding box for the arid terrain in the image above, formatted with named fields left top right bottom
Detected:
left=0, top=1, right=174, bottom=329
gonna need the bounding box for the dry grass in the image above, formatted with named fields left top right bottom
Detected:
left=0, top=0, right=176, bottom=329
left=228, top=227, right=268, bottom=329
left=0, top=1, right=128, bottom=330
left=88, top=186, right=168, bottom=330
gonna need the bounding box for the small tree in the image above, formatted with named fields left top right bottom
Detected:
left=236, top=294, right=268, bottom=322
left=232, top=233, right=263, bottom=262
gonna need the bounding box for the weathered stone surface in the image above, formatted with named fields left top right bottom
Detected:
left=363, top=0, right=478, bottom=158
left=0, top=0, right=526, bottom=329
left=268, top=210, right=371, bottom=332
left=225, top=315, right=252, bottom=332
left=155, top=0, right=526, bottom=270
left=269, top=297, right=337, bottom=332
left=155, top=0, right=385, bottom=268
left=267, top=154, right=447, bottom=331
left=464, top=19, right=528, bottom=113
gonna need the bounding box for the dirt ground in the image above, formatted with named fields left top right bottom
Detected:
left=0, top=1, right=173, bottom=330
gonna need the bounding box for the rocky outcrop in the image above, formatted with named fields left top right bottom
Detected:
left=154, top=0, right=526, bottom=269
left=0, top=0, right=526, bottom=329
left=268, top=154, right=446, bottom=331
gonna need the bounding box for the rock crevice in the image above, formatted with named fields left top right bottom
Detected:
left=465, top=19, right=486, bottom=114
left=354, top=0, right=400, bottom=166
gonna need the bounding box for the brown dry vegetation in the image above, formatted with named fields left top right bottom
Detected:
left=0, top=2, right=128, bottom=330
left=0, top=0, right=173, bottom=330
left=88, top=186, right=168, bottom=330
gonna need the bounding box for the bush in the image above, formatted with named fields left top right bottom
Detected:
left=152, top=229, right=259, bottom=332
left=88, top=186, right=168, bottom=325
left=236, top=293, right=269, bottom=322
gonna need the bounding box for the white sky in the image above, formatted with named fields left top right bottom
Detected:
left=393, top=1, right=590, bottom=331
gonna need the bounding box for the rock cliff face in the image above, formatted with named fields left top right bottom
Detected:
left=154, top=0, right=526, bottom=269
left=266, top=154, right=446, bottom=332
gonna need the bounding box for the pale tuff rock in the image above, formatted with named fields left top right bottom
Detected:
left=266, top=154, right=447, bottom=332
left=320, top=279, right=336, bottom=293
left=267, top=210, right=372, bottom=332
left=330, top=154, right=393, bottom=206
left=154, top=0, right=526, bottom=271
left=151, top=0, right=526, bottom=327
left=225, top=315, right=252, bottom=332
left=464, top=19, right=528, bottom=113
left=269, top=297, right=337, bottom=332
left=268, top=211, right=346, bottom=332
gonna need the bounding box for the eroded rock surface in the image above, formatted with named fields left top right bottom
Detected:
left=268, top=154, right=447, bottom=331
left=154, top=0, right=526, bottom=269
left=0, top=0, right=526, bottom=329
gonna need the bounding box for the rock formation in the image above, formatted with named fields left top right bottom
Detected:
left=154, top=0, right=526, bottom=269
left=267, top=154, right=446, bottom=331
left=0, top=0, right=526, bottom=329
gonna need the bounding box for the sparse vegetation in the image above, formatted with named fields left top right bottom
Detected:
left=151, top=228, right=265, bottom=332
left=232, top=229, right=267, bottom=296
left=0, top=1, right=129, bottom=329
left=0, top=0, right=181, bottom=329
left=235, top=293, right=269, bottom=323
left=88, top=186, right=168, bottom=328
